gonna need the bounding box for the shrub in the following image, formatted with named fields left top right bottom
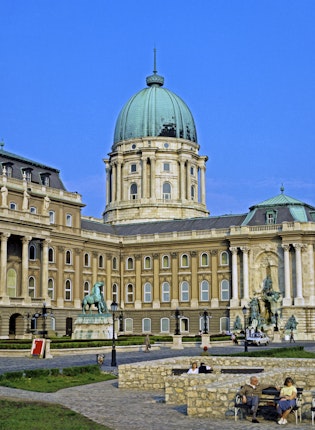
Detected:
left=62, top=364, right=100, bottom=377
left=2, top=371, right=24, bottom=380
left=24, top=369, right=50, bottom=378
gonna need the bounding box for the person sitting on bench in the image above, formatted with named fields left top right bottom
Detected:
left=199, top=362, right=212, bottom=373
left=239, top=375, right=277, bottom=423
left=277, top=377, right=297, bottom=425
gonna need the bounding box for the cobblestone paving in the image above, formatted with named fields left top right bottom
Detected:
left=1, top=342, right=315, bottom=429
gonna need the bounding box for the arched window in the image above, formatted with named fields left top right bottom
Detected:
left=144, top=256, right=151, bottom=269
left=112, top=283, right=118, bottom=303
left=220, top=279, right=230, bottom=301
left=65, top=250, right=72, bottom=265
left=180, top=281, right=189, bottom=302
left=48, top=247, right=54, bottom=263
left=126, top=283, right=134, bottom=303
left=142, top=318, right=151, bottom=332
left=29, top=244, right=36, bottom=260
left=220, top=317, right=230, bottom=333
left=162, top=255, right=170, bottom=269
left=200, top=253, right=209, bottom=267
left=160, top=317, right=170, bottom=333
left=181, top=254, right=189, bottom=268
left=130, top=183, right=138, bottom=200
left=220, top=251, right=229, bottom=266
left=162, top=182, right=171, bottom=200
left=162, top=282, right=170, bottom=302
left=126, top=257, right=134, bottom=270
left=10, top=201, right=17, bottom=210
left=49, top=210, right=55, bottom=224
left=66, top=213, right=72, bottom=227
left=83, top=281, right=90, bottom=296
left=84, top=253, right=90, bottom=267
left=28, top=276, right=36, bottom=297
left=112, top=257, right=118, bottom=270
left=125, top=318, right=133, bottom=332
left=98, top=255, right=104, bottom=268
left=143, top=282, right=152, bottom=303
left=48, top=278, right=54, bottom=299
left=7, top=268, right=17, bottom=297
left=200, top=280, right=210, bottom=301
left=65, top=279, right=72, bottom=301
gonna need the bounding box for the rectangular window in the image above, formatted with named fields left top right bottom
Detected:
left=130, top=164, right=137, bottom=172
left=163, top=163, right=170, bottom=172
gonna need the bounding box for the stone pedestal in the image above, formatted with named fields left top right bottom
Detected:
left=44, top=339, right=53, bottom=359
left=201, top=333, right=211, bottom=349
left=72, top=314, right=112, bottom=340
left=171, top=334, right=184, bottom=349
left=273, top=331, right=281, bottom=343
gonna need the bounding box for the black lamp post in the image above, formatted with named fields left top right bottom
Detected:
left=111, top=300, right=118, bottom=366
left=274, top=311, right=279, bottom=332
left=242, top=306, right=248, bottom=352
left=25, top=312, right=31, bottom=333
left=174, top=308, right=181, bottom=335
left=42, top=302, right=48, bottom=339
left=202, top=309, right=209, bottom=334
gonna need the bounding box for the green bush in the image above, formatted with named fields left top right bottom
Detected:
left=50, top=368, right=60, bottom=377
left=24, top=369, right=50, bottom=378
left=62, top=364, right=100, bottom=377
left=2, top=371, right=24, bottom=380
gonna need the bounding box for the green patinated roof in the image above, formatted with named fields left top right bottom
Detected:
left=250, top=193, right=305, bottom=209
left=113, top=69, right=197, bottom=146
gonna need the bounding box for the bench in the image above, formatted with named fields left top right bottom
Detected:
left=235, top=387, right=303, bottom=423
left=171, top=368, right=213, bottom=375
left=221, top=368, right=264, bottom=374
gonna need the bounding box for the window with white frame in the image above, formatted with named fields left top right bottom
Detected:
left=163, top=162, right=170, bottom=172
left=161, top=282, right=170, bottom=302
left=143, top=282, right=152, bottom=302
left=65, top=279, right=72, bottom=301
left=112, top=283, right=118, bottom=303
left=9, top=202, right=17, bottom=210
left=65, top=250, right=72, bottom=265
left=84, top=253, right=90, bottom=267
left=180, top=281, right=189, bottom=302
left=144, top=256, right=151, bottom=269
left=162, top=255, right=170, bottom=268
left=162, top=182, right=171, bottom=200
left=28, top=276, right=36, bottom=298
left=126, top=283, right=134, bottom=303
left=220, top=279, right=230, bottom=301
left=98, top=255, right=104, bottom=268
left=181, top=254, right=189, bottom=268
left=48, top=278, right=54, bottom=299
left=130, top=183, right=138, bottom=200
left=30, top=206, right=37, bottom=214
left=142, top=318, right=151, bottom=332
left=160, top=317, right=170, bottom=333
left=125, top=318, right=133, bottom=332
left=126, top=257, right=134, bottom=270
left=49, top=210, right=55, bottom=224
left=7, top=268, right=17, bottom=297
left=200, top=252, right=209, bottom=266
left=48, top=247, right=54, bottom=263
left=66, top=213, right=72, bottom=227
left=83, top=281, right=90, bottom=296
left=112, top=256, right=118, bottom=270
left=130, top=163, right=137, bottom=173
left=200, top=280, right=210, bottom=301
left=220, top=251, right=229, bottom=265
left=220, top=316, right=230, bottom=333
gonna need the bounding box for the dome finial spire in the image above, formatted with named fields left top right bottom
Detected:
left=280, top=183, right=285, bottom=194
left=146, top=48, right=164, bottom=87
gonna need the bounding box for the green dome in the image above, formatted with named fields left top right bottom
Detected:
left=113, top=70, right=197, bottom=147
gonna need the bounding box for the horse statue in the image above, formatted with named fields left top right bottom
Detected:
left=82, top=281, right=107, bottom=314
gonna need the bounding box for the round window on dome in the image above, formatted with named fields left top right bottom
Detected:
left=131, top=144, right=136, bottom=150
left=164, top=143, right=169, bottom=148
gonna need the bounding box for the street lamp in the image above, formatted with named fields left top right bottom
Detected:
left=42, top=302, right=47, bottom=339
left=202, top=309, right=209, bottom=334
left=174, top=308, right=181, bottom=335
left=110, top=300, right=118, bottom=366
left=274, top=311, right=279, bottom=332
left=242, top=306, right=248, bottom=352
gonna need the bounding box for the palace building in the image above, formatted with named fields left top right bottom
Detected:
left=1, top=63, right=315, bottom=340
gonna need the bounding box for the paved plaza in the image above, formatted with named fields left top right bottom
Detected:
left=1, top=342, right=315, bottom=429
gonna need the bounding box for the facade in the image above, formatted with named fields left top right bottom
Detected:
left=1, top=65, right=315, bottom=340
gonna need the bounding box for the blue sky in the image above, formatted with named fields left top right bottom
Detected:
left=1, top=1, right=315, bottom=217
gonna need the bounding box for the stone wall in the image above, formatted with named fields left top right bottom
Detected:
left=118, top=356, right=315, bottom=420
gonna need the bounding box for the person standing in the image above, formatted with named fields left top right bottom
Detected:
left=290, top=329, right=295, bottom=343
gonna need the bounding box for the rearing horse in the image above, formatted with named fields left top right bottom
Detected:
left=82, top=282, right=107, bottom=314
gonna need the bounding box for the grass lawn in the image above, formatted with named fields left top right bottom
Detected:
left=0, top=399, right=110, bottom=430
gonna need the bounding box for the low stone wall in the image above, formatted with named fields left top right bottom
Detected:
left=118, top=356, right=315, bottom=420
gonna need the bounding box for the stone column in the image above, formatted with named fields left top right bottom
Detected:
left=21, top=236, right=31, bottom=300
left=150, top=157, right=156, bottom=199
left=180, top=160, right=185, bottom=200
left=240, top=246, right=250, bottom=305
left=200, top=164, right=206, bottom=204
left=190, top=251, right=198, bottom=308
left=293, top=243, right=304, bottom=306
left=152, top=253, right=160, bottom=308
left=41, top=239, right=50, bottom=302
left=105, top=161, right=110, bottom=205
left=92, top=251, right=98, bottom=285
left=229, top=247, right=239, bottom=307
left=0, top=233, right=10, bottom=300
left=73, top=248, right=82, bottom=308
left=282, top=244, right=292, bottom=306
left=116, top=161, right=122, bottom=202
left=187, top=162, right=191, bottom=200
left=210, top=250, right=219, bottom=307
left=56, top=246, right=65, bottom=307
left=308, top=244, right=315, bottom=305
left=141, top=156, right=147, bottom=198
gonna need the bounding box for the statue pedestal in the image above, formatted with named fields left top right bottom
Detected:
left=171, top=334, right=184, bottom=349
left=72, top=314, right=112, bottom=340
left=201, top=333, right=211, bottom=349
left=273, top=331, right=281, bottom=343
